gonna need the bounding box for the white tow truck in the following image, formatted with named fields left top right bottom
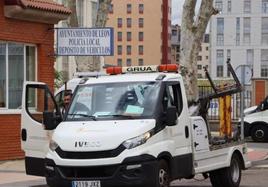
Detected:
left=21, top=64, right=251, bottom=187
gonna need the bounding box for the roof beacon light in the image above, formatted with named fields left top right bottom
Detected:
left=158, top=64, right=179, bottom=72
left=106, top=67, right=122, bottom=75
left=106, top=64, right=179, bottom=75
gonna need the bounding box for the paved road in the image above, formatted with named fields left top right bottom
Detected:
left=0, top=142, right=267, bottom=187
left=1, top=168, right=268, bottom=187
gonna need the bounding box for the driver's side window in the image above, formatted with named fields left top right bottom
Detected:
left=26, top=85, right=59, bottom=124
left=162, top=83, right=183, bottom=116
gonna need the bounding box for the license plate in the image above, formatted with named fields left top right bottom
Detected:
left=72, top=181, right=101, bottom=187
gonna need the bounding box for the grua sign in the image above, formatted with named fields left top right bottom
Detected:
left=57, top=28, right=114, bottom=56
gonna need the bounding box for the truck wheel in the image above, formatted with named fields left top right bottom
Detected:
left=158, top=160, right=170, bottom=187
left=210, top=154, right=241, bottom=187
left=251, top=124, right=268, bottom=142
left=46, top=177, right=58, bottom=187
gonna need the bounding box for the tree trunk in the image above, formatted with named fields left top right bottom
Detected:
left=180, top=0, right=218, bottom=102
left=66, top=0, right=112, bottom=72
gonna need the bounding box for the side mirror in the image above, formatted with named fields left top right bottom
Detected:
left=166, top=106, right=177, bottom=126
left=43, top=111, right=62, bottom=130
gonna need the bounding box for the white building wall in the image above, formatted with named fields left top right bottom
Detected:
left=211, top=0, right=268, bottom=78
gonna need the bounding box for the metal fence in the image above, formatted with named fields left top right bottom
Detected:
left=198, top=86, right=252, bottom=120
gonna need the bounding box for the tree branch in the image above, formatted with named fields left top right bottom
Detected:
left=181, top=0, right=197, bottom=30
left=95, top=0, right=113, bottom=27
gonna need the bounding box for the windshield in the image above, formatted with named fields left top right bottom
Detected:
left=66, top=82, right=160, bottom=121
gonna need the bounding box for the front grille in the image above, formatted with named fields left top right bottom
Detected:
left=55, top=145, right=126, bottom=159
left=58, top=165, right=120, bottom=179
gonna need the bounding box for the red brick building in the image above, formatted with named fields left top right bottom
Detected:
left=0, top=0, right=70, bottom=160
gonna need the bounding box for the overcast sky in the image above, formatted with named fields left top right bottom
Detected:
left=172, top=0, right=201, bottom=25
left=172, top=0, right=184, bottom=25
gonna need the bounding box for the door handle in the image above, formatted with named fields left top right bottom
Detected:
left=185, top=126, right=189, bottom=138
left=21, top=129, right=27, bottom=141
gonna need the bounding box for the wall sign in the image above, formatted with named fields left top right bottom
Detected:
left=56, top=28, right=114, bottom=56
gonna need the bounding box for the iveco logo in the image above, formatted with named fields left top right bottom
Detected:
left=75, top=141, right=101, bottom=148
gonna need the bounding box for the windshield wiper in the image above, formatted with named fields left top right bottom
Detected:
left=68, top=113, right=97, bottom=121
left=97, top=114, right=134, bottom=119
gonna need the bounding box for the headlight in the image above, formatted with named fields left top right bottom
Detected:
left=123, top=131, right=152, bottom=149
left=49, top=140, right=59, bottom=151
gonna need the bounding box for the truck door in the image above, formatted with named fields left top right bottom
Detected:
left=21, top=81, right=60, bottom=176
left=163, top=82, right=193, bottom=177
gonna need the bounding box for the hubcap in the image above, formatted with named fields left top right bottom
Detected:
left=231, top=160, right=240, bottom=183
left=159, top=169, right=169, bottom=187
left=255, top=129, right=265, bottom=139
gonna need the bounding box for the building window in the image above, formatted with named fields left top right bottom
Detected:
left=139, top=32, right=144, bottom=41
left=206, top=56, right=209, bottom=60
left=243, top=17, right=251, bottom=44
left=244, top=0, right=251, bottom=13
left=117, top=32, right=122, bottom=41
left=227, top=0, right=232, bottom=13
left=118, top=18, right=123, bottom=28
left=138, top=45, right=144, bottom=55
left=227, top=49, right=231, bottom=77
left=246, top=49, right=254, bottom=70
left=227, top=49, right=231, bottom=60
left=127, top=32, right=132, bottom=41
left=0, top=42, right=36, bottom=109
left=138, top=59, right=144, bottom=66
left=261, top=49, right=268, bottom=77
left=217, top=18, right=224, bottom=46
left=172, top=29, right=177, bottom=36
left=139, top=4, right=144, bottom=14
left=197, top=56, right=202, bottom=61
left=127, top=18, right=132, bottom=28
left=217, top=66, right=224, bottom=77
left=117, top=59, right=122, bottom=66
left=198, top=74, right=203, bottom=78
left=127, top=45, right=132, bottom=55
left=127, top=59, right=131, bottom=66
left=117, top=45, right=122, bottom=55
left=197, top=65, right=202, bottom=70
left=139, top=18, right=144, bottom=28
left=176, top=54, right=180, bottom=62
left=236, top=18, right=240, bottom=46
left=127, top=4, right=132, bottom=14
left=216, top=49, right=224, bottom=77
left=262, top=18, right=268, bottom=44
left=263, top=0, right=268, bottom=13
left=109, top=4, right=113, bottom=14
left=206, top=47, right=209, bottom=51
left=215, top=0, right=223, bottom=12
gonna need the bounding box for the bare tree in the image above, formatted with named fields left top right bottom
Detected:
left=66, top=0, right=112, bottom=72
left=180, top=0, right=218, bottom=102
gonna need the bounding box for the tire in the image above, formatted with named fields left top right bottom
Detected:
left=210, top=154, right=242, bottom=187
left=251, top=124, right=268, bottom=142
left=157, top=160, right=170, bottom=187
left=46, top=177, right=59, bottom=187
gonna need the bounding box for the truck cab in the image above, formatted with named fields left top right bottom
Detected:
left=21, top=65, right=250, bottom=187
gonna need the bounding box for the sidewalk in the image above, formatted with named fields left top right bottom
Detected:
left=248, top=149, right=268, bottom=162
left=0, top=160, right=43, bottom=185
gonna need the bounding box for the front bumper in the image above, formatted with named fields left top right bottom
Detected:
left=45, top=155, right=158, bottom=187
